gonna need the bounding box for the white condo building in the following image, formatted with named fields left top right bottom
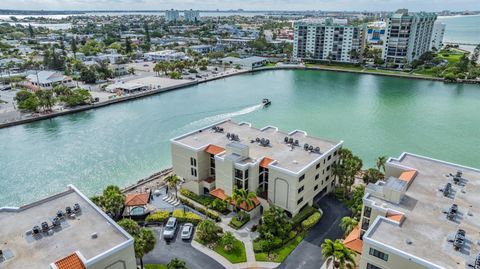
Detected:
left=0, top=185, right=136, bottom=269
left=293, top=18, right=366, bottom=63
left=343, top=153, right=480, bottom=269
left=430, top=22, right=446, bottom=51
left=184, top=9, right=200, bottom=22
left=382, top=9, right=437, bottom=66
left=165, top=9, right=180, bottom=23
left=171, top=120, right=342, bottom=217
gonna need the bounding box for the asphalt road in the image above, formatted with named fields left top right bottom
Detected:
left=278, top=195, right=351, bottom=269
left=142, top=225, right=225, bottom=269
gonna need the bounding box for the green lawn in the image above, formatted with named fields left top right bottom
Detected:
left=229, top=216, right=250, bottom=229
left=145, top=264, right=167, bottom=269
left=214, top=239, right=247, bottom=264
left=437, top=49, right=465, bottom=64
left=255, top=232, right=306, bottom=263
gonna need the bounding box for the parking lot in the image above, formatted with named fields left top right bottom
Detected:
left=143, top=224, right=224, bottom=269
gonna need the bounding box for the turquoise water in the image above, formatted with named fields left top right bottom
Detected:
left=1, top=70, right=480, bottom=206
left=438, top=15, right=480, bottom=44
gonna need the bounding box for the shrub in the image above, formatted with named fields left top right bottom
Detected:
left=169, top=71, right=182, bottom=79
left=146, top=210, right=170, bottom=223
left=188, top=68, right=198, bottom=73
left=172, top=209, right=202, bottom=225
left=292, top=205, right=318, bottom=227
left=200, top=66, right=207, bottom=71
left=196, top=219, right=222, bottom=244
left=210, top=198, right=228, bottom=213
left=253, top=237, right=283, bottom=253
left=229, top=212, right=250, bottom=229
left=301, top=212, right=322, bottom=230
left=220, top=232, right=237, bottom=252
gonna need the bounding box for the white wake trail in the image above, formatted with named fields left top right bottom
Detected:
left=183, top=104, right=263, bottom=130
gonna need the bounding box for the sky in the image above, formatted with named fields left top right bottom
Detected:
left=1, top=0, right=479, bottom=12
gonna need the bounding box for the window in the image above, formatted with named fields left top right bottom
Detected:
left=364, top=206, right=372, bottom=218
left=369, top=248, right=389, bottom=262
left=362, top=218, right=370, bottom=230
left=314, top=185, right=318, bottom=191
left=235, top=169, right=243, bottom=179
left=316, top=163, right=320, bottom=169
left=297, top=197, right=303, bottom=205
left=298, top=186, right=304, bottom=193
left=328, top=155, right=332, bottom=161
left=190, top=168, right=197, bottom=177
left=326, top=176, right=330, bottom=181
left=315, top=174, right=319, bottom=180
left=299, top=174, right=305, bottom=182
left=327, top=165, right=330, bottom=171
left=334, top=150, right=337, bottom=156
left=366, top=264, right=382, bottom=269
left=190, top=157, right=197, bottom=167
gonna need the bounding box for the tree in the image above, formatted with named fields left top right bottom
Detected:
left=220, top=232, right=236, bottom=252
left=332, top=148, right=363, bottom=198
left=376, top=156, right=387, bottom=172
left=128, top=67, right=135, bottom=75
left=167, top=258, right=187, bottom=269
left=363, top=168, right=384, bottom=184
left=118, top=219, right=156, bottom=269
left=28, top=24, right=35, bottom=38
left=91, top=185, right=125, bottom=218
left=258, top=206, right=292, bottom=240
left=164, top=174, right=181, bottom=197
left=144, top=21, right=151, bottom=44
left=35, top=89, right=56, bottom=111
left=321, top=239, right=356, bottom=269
left=340, top=217, right=358, bottom=237
left=196, top=219, right=222, bottom=244
left=71, top=37, right=78, bottom=60
left=80, top=66, right=97, bottom=84
left=15, top=90, right=39, bottom=112
left=125, top=37, right=133, bottom=54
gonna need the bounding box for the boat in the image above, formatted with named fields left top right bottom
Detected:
left=262, top=98, right=271, bottom=107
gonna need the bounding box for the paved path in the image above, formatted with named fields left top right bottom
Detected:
left=278, top=195, right=351, bottom=269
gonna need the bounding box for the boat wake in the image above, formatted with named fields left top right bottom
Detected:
left=182, top=103, right=263, bottom=131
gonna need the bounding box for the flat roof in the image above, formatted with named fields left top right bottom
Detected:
left=364, top=153, right=480, bottom=269
left=0, top=185, right=132, bottom=269
left=172, top=120, right=341, bottom=174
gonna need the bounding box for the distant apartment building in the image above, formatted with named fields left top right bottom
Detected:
left=342, top=153, right=480, bottom=269
left=165, top=9, right=180, bottom=23
left=143, top=50, right=188, bottom=62
left=184, top=9, right=200, bottom=22
left=382, top=9, right=437, bottom=66
left=171, top=120, right=342, bottom=217
left=366, top=21, right=386, bottom=45
left=293, top=18, right=366, bottom=63
left=0, top=185, right=136, bottom=269
left=430, top=22, right=446, bottom=51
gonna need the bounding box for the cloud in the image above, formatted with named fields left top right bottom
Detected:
left=1, top=0, right=479, bottom=11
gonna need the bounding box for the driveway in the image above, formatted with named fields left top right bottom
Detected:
left=142, top=225, right=225, bottom=269
left=278, top=195, right=351, bottom=269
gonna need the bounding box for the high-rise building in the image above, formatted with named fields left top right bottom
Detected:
left=382, top=9, right=437, bottom=66
left=165, top=9, right=180, bottom=23
left=184, top=9, right=200, bottom=22
left=171, top=120, right=342, bottom=217
left=430, top=21, right=446, bottom=51
left=0, top=185, right=136, bottom=269
left=343, top=152, right=480, bottom=269
left=293, top=18, right=366, bottom=63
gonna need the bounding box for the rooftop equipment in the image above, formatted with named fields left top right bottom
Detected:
left=453, top=229, right=466, bottom=250
left=443, top=183, right=452, bottom=197
left=32, top=226, right=40, bottom=235
left=73, top=203, right=81, bottom=213
left=41, top=222, right=49, bottom=232
left=447, top=204, right=458, bottom=220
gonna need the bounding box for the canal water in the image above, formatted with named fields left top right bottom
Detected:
left=1, top=70, right=479, bottom=206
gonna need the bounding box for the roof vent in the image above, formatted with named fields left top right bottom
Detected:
left=405, top=239, right=413, bottom=245
left=293, top=160, right=298, bottom=164
left=91, top=232, right=98, bottom=239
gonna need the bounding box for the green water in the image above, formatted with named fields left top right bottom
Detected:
left=438, top=15, right=480, bottom=44
left=1, top=70, right=479, bottom=206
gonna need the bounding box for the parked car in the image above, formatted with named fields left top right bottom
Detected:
left=181, top=223, right=194, bottom=240
left=163, top=217, right=177, bottom=240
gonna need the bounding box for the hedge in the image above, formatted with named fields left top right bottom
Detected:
left=178, top=197, right=221, bottom=222
left=180, top=188, right=214, bottom=206
left=172, top=209, right=202, bottom=225
left=292, top=205, right=318, bottom=227
left=146, top=210, right=170, bottom=223
left=301, top=212, right=322, bottom=230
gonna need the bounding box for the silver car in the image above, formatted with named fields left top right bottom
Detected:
left=181, top=223, right=194, bottom=240
left=163, top=217, right=177, bottom=240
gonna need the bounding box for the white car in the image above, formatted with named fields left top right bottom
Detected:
left=163, top=217, right=177, bottom=240
left=181, top=223, right=194, bottom=240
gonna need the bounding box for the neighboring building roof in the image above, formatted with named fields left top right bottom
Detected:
left=0, top=185, right=133, bottom=269
left=205, top=144, right=225, bottom=155
left=54, top=253, right=85, bottom=269
left=26, top=70, right=69, bottom=84
left=172, top=120, right=341, bottom=174
left=209, top=188, right=260, bottom=212
left=125, top=193, right=150, bottom=206
left=105, top=82, right=145, bottom=92
left=363, top=153, right=480, bottom=269
left=344, top=224, right=363, bottom=254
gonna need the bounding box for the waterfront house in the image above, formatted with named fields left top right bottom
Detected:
left=220, top=56, right=267, bottom=70
left=0, top=185, right=136, bottom=269
left=25, top=71, right=74, bottom=90
left=171, top=120, right=342, bottom=217
left=123, top=192, right=151, bottom=217
left=105, top=82, right=147, bottom=93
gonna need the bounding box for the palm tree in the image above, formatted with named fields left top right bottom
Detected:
left=227, top=188, right=256, bottom=214
left=321, top=239, right=356, bottom=269
left=376, top=156, right=387, bottom=172
left=340, top=216, right=358, bottom=236
left=164, top=174, right=181, bottom=197
left=362, top=168, right=384, bottom=184
left=167, top=258, right=187, bottom=269
left=118, top=219, right=156, bottom=269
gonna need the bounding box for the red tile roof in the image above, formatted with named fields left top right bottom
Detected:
left=343, top=224, right=363, bottom=254
left=399, top=170, right=417, bottom=185
left=387, top=212, right=405, bottom=223
left=209, top=188, right=260, bottom=212
left=125, top=193, right=149, bottom=206
left=55, top=253, right=85, bottom=269
left=259, top=157, right=274, bottom=168
left=205, top=144, right=225, bottom=155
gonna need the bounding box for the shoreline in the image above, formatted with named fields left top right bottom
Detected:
left=0, top=65, right=477, bottom=130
